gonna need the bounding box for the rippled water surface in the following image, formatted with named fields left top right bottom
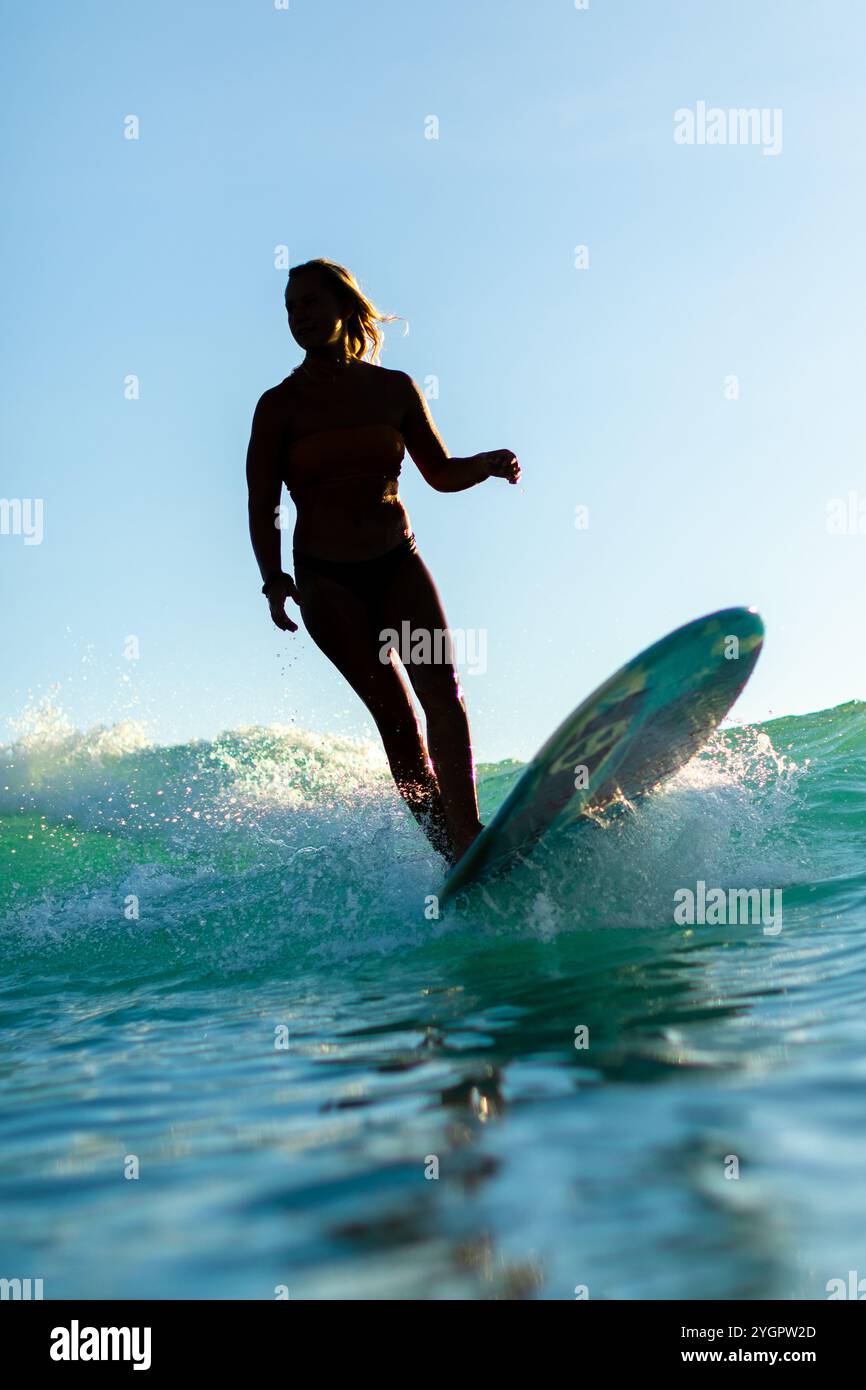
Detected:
left=2, top=702, right=866, bottom=1298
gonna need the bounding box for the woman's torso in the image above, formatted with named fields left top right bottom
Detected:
left=277, top=362, right=411, bottom=562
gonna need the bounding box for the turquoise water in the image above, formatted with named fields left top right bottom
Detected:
left=2, top=700, right=866, bottom=1300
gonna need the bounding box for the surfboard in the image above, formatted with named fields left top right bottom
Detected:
left=437, top=606, right=764, bottom=906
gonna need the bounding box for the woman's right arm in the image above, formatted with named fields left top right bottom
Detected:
left=246, top=389, right=299, bottom=633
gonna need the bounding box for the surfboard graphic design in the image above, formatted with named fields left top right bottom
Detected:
left=437, top=607, right=765, bottom=905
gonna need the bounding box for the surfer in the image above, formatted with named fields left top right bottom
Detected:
left=246, top=258, right=520, bottom=865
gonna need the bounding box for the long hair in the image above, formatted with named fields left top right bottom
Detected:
left=285, top=258, right=404, bottom=364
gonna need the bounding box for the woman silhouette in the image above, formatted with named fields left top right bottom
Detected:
left=246, top=259, right=520, bottom=864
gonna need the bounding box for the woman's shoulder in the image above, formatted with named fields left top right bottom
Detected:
left=265, top=373, right=303, bottom=423
left=373, top=365, right=420, bottom=410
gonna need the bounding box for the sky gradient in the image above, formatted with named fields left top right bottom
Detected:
left=2, top=0, right=864, bottom=761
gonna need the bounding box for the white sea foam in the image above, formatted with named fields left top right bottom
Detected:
left=0, top=701, right=832, bottom=964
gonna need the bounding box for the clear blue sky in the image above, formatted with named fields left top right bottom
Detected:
left=2, top=0, right=864, bottom=762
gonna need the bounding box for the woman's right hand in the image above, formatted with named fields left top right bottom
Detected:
left=267, top=575, right=300, bottom=633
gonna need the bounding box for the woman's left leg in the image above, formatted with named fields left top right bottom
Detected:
left=378, top=549, right=484, bottom=862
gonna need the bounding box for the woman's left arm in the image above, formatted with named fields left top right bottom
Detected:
left=398, top=372, right=520, bottom=493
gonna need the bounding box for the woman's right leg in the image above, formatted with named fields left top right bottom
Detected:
left=294, top=567, right=454, bottom=860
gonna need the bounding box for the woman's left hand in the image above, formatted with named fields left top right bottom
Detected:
left=479, top=449, right=520, bottom=484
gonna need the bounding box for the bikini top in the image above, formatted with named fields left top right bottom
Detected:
left=283, top=423, right=405, bottom=499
